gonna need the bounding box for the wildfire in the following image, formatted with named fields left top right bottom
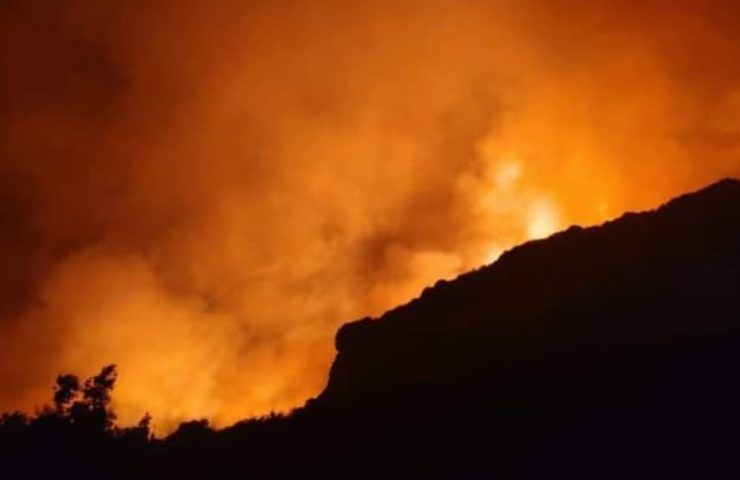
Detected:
left=0, top=0, right=739, bottom=433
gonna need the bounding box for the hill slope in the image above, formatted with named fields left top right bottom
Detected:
left=309, top=177, right=740, bottom=477
left=327, top=178, right=740, bottom=400
left=4, top=179, right=740, bottom=479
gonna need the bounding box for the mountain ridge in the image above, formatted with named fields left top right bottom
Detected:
left=323, top=178, right=740, bottom=404
left=339, top=176, right=740, bottom=336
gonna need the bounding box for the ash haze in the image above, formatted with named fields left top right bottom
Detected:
left=1, top=0, right=739, bottom=432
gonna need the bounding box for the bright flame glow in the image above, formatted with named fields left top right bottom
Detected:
left=484, top=246, right=505, bottom=264
left=526, top=198, right=560, bottom=239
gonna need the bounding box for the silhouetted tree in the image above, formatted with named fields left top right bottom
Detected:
left=53, top=373, right=81, bottom=415
left=117, top=412, right=153, bottom=444
left=138, top=412, right=153, bottom=431
left=70, top=364, right=118, bottom=432
left=0, top=364, right=157, bottom=480
left=84, top=364, right=117, bottom=409
left=0, top=411, right=28, bottom=440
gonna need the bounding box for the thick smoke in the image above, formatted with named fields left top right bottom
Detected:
left=1, top=0, right=739, bottom=431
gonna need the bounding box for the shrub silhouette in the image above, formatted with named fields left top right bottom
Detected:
left=53, top=373, right=80, bottom=415
left=69, top=364, right=118, bottom=432
left=0, top=364, right=155, bottom=479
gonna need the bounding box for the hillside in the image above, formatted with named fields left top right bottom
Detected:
left=307, top=178, right=740, bottom=477
left=3, top=179, right=740, bottom=479
left=327, top=178, right=740, bottom=400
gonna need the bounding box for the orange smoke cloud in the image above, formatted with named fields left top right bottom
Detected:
left=1, top=0, right=739, bottom=432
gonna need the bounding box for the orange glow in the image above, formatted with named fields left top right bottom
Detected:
left=1, top=1, right=740, bottom=433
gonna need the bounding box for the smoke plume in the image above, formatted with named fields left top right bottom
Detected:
left=1, top=0, right=739, bottom=431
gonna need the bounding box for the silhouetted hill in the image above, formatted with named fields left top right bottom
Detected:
left=3, top=179, right=740, bottom=479
left=328, top=177, right=740, bottom=399
left=307, top=178, right=740, bottom=477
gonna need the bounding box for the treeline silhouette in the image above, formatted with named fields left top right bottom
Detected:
left=0, top=365, right=154, bottom=478
left=2, top=179, right=740, bottom=479
left=0, top=365, right=290, bottom=478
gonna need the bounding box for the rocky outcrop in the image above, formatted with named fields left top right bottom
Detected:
left=323, top=179, right=740, bottom=405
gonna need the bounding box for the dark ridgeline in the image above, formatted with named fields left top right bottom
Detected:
left=2, top=179, right=740, bottom=478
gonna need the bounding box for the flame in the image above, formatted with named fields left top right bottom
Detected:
left=527, top=198, right=560, bottom=240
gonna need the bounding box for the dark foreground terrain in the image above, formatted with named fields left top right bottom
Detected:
left=2, top=179, right=740, bottom=478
